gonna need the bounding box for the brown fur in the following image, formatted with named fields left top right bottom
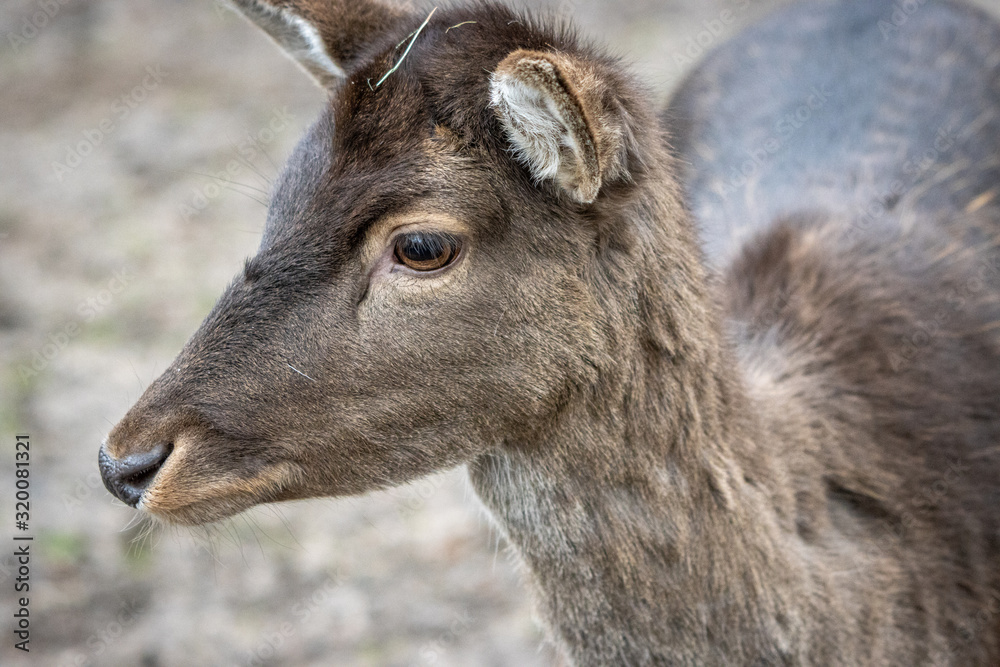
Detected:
left=100, top=0, right=1000, bottom=664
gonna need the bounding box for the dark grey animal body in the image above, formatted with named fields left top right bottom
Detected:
left=670, top=0, right=1000, bottom=264
left=669, top=1, right=1000, bottom=662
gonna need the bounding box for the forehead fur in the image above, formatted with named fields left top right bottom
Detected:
left=260, top=3, right=627, bottom=268
left=332, top=3, right=587, bottom=160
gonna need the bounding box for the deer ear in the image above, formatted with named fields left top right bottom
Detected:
left=490, top=49, right=631, bottom=205
left=228, top=0, right=409, bottom=88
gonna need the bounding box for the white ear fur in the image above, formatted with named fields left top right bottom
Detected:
left=282, top=11, right=347, bottom=82
left=228, top=0, right=346, bottom=87
left=490, top=50, right=609, bottom=204
left=230, top=0, right=346, bottom=86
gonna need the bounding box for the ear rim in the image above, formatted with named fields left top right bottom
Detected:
left=490, top=49, right=603, bottom=205
left=227, top=0, right=411, bottom=89
left=229, top=0, right=346, bottom=87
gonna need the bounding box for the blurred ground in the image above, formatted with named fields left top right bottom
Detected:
left=1, top=0, right=996, bottom=665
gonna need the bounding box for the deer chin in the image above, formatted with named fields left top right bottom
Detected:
left=139, top=461, right=303, bottom=526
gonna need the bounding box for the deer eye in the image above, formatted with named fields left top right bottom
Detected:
left=393, top=232, right=461, bottom=272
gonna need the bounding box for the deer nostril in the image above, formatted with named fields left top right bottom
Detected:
left=98, top=442, right=173, bottom=508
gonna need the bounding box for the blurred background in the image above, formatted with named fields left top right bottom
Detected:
left=1, top=0, right=996, bottom=665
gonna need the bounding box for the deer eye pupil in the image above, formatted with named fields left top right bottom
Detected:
left=393, top=233, right=460, bottom=271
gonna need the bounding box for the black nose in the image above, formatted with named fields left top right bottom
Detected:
left=98, top=443, right=172, bottom=507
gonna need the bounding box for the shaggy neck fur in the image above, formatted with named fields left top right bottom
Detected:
left=470, top=156, right=807, bottom=665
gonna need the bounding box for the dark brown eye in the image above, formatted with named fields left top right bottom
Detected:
left=393, top=232, right=461, bottom=272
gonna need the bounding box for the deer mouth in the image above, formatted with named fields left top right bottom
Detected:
left=136, top=459, right=303, bottom=526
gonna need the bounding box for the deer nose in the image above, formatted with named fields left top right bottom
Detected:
left=98, top=442, right=172, bottom=507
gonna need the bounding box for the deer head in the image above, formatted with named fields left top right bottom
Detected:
left=99, top=0, right=665, bottom=526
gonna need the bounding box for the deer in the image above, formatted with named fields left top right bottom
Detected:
left=98, top=0, right=1000, bottom=663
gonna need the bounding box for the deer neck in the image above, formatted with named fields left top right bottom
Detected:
left=469, top=192, right=803, bottom=665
